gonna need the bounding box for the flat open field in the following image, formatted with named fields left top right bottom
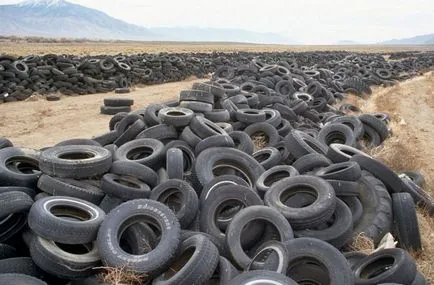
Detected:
left=1, top=40, right=433, bottom=56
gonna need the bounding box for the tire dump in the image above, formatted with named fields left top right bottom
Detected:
left=0, top=51, right=433, bottom=284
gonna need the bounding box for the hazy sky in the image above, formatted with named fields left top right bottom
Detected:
left=1, top=0, right=433, bottom=44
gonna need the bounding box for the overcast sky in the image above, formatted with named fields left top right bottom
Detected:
left=1, top=0, right=433, bottom=44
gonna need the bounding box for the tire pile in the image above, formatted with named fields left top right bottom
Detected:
left=0, top=54, right=433, bottom=285
left=0, top=51, right=433, bottom=102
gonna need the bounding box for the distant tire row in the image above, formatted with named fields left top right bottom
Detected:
left=0, top=53, right=432, bottom=285
left=0, top=51, right=433, bottom=102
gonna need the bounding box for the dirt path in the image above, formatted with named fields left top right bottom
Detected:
left=0, top=78, right=202, bottom=148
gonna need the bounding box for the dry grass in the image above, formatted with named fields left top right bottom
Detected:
left=348, top=233, right=375, bottom=254
left=251, top=132, right=268, bottom=151
left=412, top=210, right=434, bottom=281
left=97, top=266, right=148, bottom=285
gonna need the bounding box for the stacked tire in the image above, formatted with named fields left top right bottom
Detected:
left=100, top=97, right=134, bottom=115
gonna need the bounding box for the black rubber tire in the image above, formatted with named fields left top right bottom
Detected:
left=353, top=248, right=417, bottom=285
left=179, top=89, right=214, bottom=104
left=0, top=186, right=36, bottom=198
left=284, top=237, right=354, bottom=284
left=54, top=139, right=101, bottom=147
left=0, top=191, right=33, bottom=220
left=101, top=173, right=151, bottom=200
left=190, top=116, right=228, bottom=139
left=153, top=234, right=219, bottom=285
left=252, top=147, right=282, bottom=170
left=350, top=154, right=408, bottom=193
left=164, top=140, right=195, bottom=177
left=194, top=135, right=234, bottom=156
left=97, top=199, right=181, bottom=276
left=191, top=82, right=225, bottom=97
left=158, top=107, right=195, bottom=127
left=264, top=175, right=336, bottom=229
left=110, top=160, right=158, bottom=188
left=37, top=174, right=104, bottom=204
left=256, top=165, right=299, bottom=198
left=103, top=97, right=134, bottom=107
left=115, top=138, right=164, bottom=170
left=342, top=196, right=364, bottom=226
left=208, top=256, right=239, bottom=284
left=361, top=123, right=382, bottom=147
left=229, top=131, right=255, bottom=155
left=327, top=143, right=369, bottom=163
left=285, top=130, right=328, bottom=159
left=98, top=194, right=123, bottom=214
left=359, top=114, right=389, bottom=142
left=204, top=109, right=231, bottom=122
left=200, top=175, right=250, bottom=204
left=0, top=244, right=17, bottom=260
left=0, top=257, right=40, bottom=277
left=326, top=179, right=361, bottom=197
left=0, top=191, right=33, bottom=242
left=344, top=251, right=368, bottom=270
left=200, top=184, right=263, bottom=248
left=401, top=171, right=426, bottom=188
left=166, top=148, right=184, bottom=180
left=179, top=101, right=213, bottom=112
left=246, top=240, right=289, bottom=274
left=330, top=116, right=365, bottom=139
left=109, top=112, right=128, bottom=131
left=226, top=205, right=294, bottom=269
left=400, top=177, right=434, bottom=215
left=0, top=274, right=47, bottom=285
left=235, top=109, right=266, bottom=124
left=354, top=171, right=393, bottom=245
left=292, top=153, right=332, bottom=173
left=113, top=119, right=147, bottom=147
left=228, top=270, right=298, bottom=285
left=151, top=179, right=198, bottom=229
left=392, top=192, right=422, bottom=251
left=180, top=126, right=202, bottom=148
left=136, top=124, right=178, bottom=141
left=194, top=147, right=265, bottom=189
left=315, top=161, right=362, bottom=181
left=294, top=198, right=353, bottom=249
left=317, top=123, right=356, bottom=147
left=39, top=145, right=112, bottom=179
left=0, top=147, right=41, bottom=188
left=100, top=105, right=131, bottom=115
left=92, top=131, right=118, bottom=146
left=30, top=235, right=100, bottom=279
left=0, top=137, right=13, bottom=150
left=244, top=122, right=280, bottom=148
left=143, top=103, right=165, bottom=127
left=28, top=196, right=105, bottom=244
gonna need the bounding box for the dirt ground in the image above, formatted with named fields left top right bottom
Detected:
left=1, top=40, right=433, bottom=56
left=0, top=77, right=203, bottom=148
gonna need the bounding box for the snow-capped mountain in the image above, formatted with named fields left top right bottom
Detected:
left=0, top=0, right=294, bottom=44
left=0, top=0, right=157, bottom=40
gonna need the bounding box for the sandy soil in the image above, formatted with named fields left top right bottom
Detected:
left=1, top=40, right=433, bottom=56
left=0, top=77, right=203, bottom=148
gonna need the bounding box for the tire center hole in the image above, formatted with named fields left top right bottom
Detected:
left=58, top=151, right=95, bottom=160
left=280, top=187, right=318, bottom=208
left=50, top=205, right=92, bottom=221
left=126, top=146, right=154, bottom=160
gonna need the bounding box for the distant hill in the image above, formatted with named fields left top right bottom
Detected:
left=0, top=0, right=295, bottom=44
left=380, top=34, right=434, bottom=45
left=335, top=40, right=360, bottom=45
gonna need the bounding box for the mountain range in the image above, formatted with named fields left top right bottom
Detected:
left=0, top=0, right=294, bottom=44
left=0, top=0, right=432, bottom=45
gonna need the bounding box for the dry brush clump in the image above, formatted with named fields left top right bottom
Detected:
left=97, top=266, right=148, bottom=285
